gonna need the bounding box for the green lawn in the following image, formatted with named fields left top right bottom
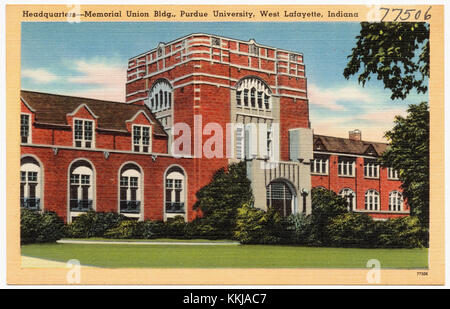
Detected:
left=21, top=242, right=428, bottom=269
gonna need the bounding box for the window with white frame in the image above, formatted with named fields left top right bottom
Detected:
left=266, top=124, right=273, bottom=159
left=21, top=114, right=31, bottom=144
left=148, top=80, right=173, bottom=113
left=389, top=191, right=403, bottom=211
left=20, top=157, right=41, bottom=210
left=249, top=44, right=259, bottom=55
left=211, top=37, right=220, bottom=46
left=388, top=167, right=399, bottom=180
left=69, top=161, right=94, bottom=212
left=133, top=125, right=151, bottom=153
left=235, top=125, right=245, bottom=160
left=74, top=119, right=94, bottom=148
left=119, top=164, right=142, bottom=214
left=165, top=166, right=185, bottom=214
left=364, top=159, right=379, bottom=178
left=338, top=157, right=355, bottom=177
left=311, top=155, right=329, bottom=175
left=365, top=189, right=380, bottom=211
left=339, top=188, right=355, bottom=211
left=236, top=77, right=272, bottom=110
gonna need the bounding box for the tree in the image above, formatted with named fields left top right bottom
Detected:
left=193, top=161, right=253, bottom=239
left=379, top=102, right=429, bottom=228
left=344, top=22, right=429, bottom=100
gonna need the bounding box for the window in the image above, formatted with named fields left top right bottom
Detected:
left=133, top=125, right=151, bottom=153
left=389, top=191, right=403, bottom=211
left=266, top=125, right=273, bottom=159
left=338, top=157, right=355, bottom=177
left=339, top=188, right=355, bottom=211
left=21, top=114, right=30, bottom=143
left=289, top=54, right=297, bottom=62
left=157, top=46, right=164, bottom=57
left=148, top=80, right=173, bottom=113
left=249, top=44, right=259, bottom=55
left=165, top=166, right=185, bottom=214
left=364, top=159, right=379, bottom=178
left=74, top=119, right=94, bottom=148
left=236, top=125, right=245, bottom=160
left=311, top=155, right=329, bottom=175
left=388, top=167, right=399, bottom=180
left=236, top=77, right=272, bottom=110
left=120, top=164, right=142, bottom=214
left=69, top=161, right=94, bottom=212
left=365, top=190, right=379, bottom=211
left=267, top=181, right=295, bottom=217
left=20, top=157, right=41, bottom=210
left=211, top=37, right=220, bottom=46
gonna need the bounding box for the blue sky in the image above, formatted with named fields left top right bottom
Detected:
left=21, top=22, right=428, bottom=142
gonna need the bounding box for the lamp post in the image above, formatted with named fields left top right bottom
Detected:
left=300, top=188, right=309, bottom=213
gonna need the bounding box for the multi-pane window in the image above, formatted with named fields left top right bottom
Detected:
left=266, top=125, right=273, bottom=159
left=310, top=155, right=329, bottom=175
left=165, top=168, right=185, bottom=214
left=21, top=114, right=30, bottom=143
left=74, top=119, right=93, bottom=148
left=289, top=54, right=297, bottom=62
left=148, top=80, right=173, bottom=112
left=20, top=167, right=40, bottom=210
left=364, top=159, right=379, bottom=178
left=365, top=190, right=380, bottom=211
left=236, top=77, right=271, bottom=110
left=389, top=191, right=403, bottom=211
left=338, top=157, right=355, bottom=177
left=249, top=44, right=259, bottom=55
left=69, top=164, right=93, bottom=212
left=133, top=125, right=151, bottom=153
left=388, top=167, right=399, bottom=180
left=236, top=125, right=245, bottom=160
left=120, top=175, right=140, bottom=213
left=211, top=37, right=220, bottom=46
left=339, top=188, right=355, bottom=211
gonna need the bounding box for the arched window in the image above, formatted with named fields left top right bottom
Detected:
left=389, top=191, right=403, bottom=211
left=148, top=79, right=173, bottom=113
left=20, top=156, right=42, bottom=210
left=69, top=160, right=94, bottom=212
left=339, top=188, right=356, bottom=211
left=365, top=189, right=379, bottom=211
left=119, top=163, right=142, bottom=215
left=266, top=180, right=296, bottom=217
left=236, top=77, right=272, bottom=110
left=165, top=166, right=186, bottom=214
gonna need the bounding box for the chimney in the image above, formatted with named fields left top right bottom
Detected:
left=349, top=129, right=361, bottom=141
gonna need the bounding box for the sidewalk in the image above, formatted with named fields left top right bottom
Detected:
left=57, top=239, right=240, bottom=246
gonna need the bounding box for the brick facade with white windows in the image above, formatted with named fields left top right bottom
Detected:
left=20, top=33, right=408, bottom=222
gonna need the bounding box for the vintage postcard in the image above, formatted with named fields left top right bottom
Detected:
left=5, top=4, right=445, bottom=285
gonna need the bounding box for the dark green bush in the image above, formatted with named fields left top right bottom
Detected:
left=104, top=220, right=145, bottom=239
left=327, top=212, right=378, bottom=248
left=65, top=211, right=127, bottom=238
left=193, top=161, right=253, bottom=239
left=21, top=208, right=65, bottom=244
left=141, top=220, right=166, bottom=239
left=310, top=187, right=348, bottom=245
left=285, top=213, right=314, bottom=245
left=234, top=203, right=287, bottom=244
left=377, top=216, right=428, bottom=248
left=163, top=216, right=188, bottom=239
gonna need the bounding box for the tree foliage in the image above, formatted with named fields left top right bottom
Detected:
left=379, top=102, right=429, bottom=228
left=344, top=22, right=429, bottom=100
left=193, top=161, right=253, bottom=239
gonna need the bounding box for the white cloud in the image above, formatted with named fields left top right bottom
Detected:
left=308, top=83, right=375, bottom=111
left=22, top=68, right=58, bottom=84
left=66, top=58, right=127, bottom=102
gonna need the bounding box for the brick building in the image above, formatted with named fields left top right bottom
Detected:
left=20, top=33, right=408, bottom=222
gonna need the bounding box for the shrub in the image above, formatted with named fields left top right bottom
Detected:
left=65, top=211, right=127, bottom=238
left=234, top=204, right=287, bottom=244
left=285, top=213, right=314, bottom=245
left=163, top=216, right=188, bottom=239
left=104, top=220, right=145, bottom=239
left=310, top=188, right=348, bottom=245
left=377, top=216, right=428, bottom=248
left=327, top=212, right=378, bottom=248
left=141, top=220, right=166, bottom=239
left=193, top=161, right=253, bottom=239
left=21, top=208, right=65, bottom=244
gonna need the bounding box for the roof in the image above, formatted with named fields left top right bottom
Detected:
left=20, top=90, right=167, bottom=136
left=313, top=134, right=388, bottom=157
